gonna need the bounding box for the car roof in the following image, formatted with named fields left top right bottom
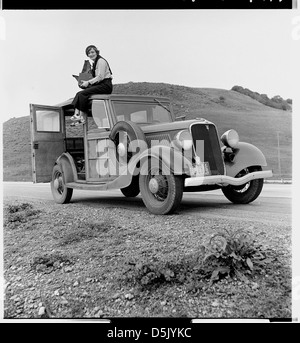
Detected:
left=56, top=94, right=171, bottom=108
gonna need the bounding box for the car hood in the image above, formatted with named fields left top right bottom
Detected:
left=141, top=118, right=214, bottom=134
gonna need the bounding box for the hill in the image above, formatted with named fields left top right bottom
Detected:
left=231, top=85, right=292, bottom=111
left=2, top=82, right=292, bottom=181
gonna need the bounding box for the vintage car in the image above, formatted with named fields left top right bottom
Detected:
left=30, top=94, right=273, bottom=215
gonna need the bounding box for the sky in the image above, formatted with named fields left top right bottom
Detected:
left=0, top=9, right=299, bottom=123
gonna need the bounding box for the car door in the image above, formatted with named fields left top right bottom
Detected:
left=30, top=104, right=65, bottom=183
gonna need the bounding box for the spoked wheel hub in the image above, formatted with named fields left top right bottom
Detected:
left=148, top=174, right=168, bottom=200
left=232, top=168, right=251, bottom=192
left=51, top=165, right=73, bottom=204
left=53, top=173, right=64, bottom=194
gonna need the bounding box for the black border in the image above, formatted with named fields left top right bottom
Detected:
left=1, top=0, right=294, bottom=10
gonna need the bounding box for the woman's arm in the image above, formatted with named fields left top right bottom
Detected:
left=88, top=59, right=107, bottom=85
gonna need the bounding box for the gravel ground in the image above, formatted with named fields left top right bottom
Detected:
left=3, top=198, right=292, bottom=320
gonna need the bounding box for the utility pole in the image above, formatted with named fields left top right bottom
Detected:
left=277, top=131, right=282, bottom=181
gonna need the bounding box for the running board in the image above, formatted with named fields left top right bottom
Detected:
left=65, top=182, right=109, bottom=191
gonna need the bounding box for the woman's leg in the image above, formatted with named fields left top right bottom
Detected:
left=71, top=79, right=113, bottom=125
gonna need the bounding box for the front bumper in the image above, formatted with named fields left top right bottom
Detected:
left=184, top=170, right=273, bottom=187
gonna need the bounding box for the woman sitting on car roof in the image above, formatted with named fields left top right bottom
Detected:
left=71, top=45, right=113, bottom=126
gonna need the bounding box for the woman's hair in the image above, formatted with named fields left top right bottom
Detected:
left=85, top=45, right=100, bottom=56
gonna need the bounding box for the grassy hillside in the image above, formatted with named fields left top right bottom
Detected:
left=2, top=82, right=292, bottom=181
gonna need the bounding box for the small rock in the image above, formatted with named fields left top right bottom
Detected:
left=38, top=302, right=43, bottom=307
left=54, top=290, right=60, bottom=296
left=112, top=293, right=120, bottom=299
left=95, top=309, right=104, bottom=317
left=252, top=282, right=259, bottom=290
left=73, top=281, right=79, bottom=287
left=160, top=301, right=167, bottom=306
left=172, top=309, right=177, bottom=313
left=82, top=291, right=89, bottom=297
left=212, top=301, right=219, bottom=307
left=15, top=276, right=22, bottom=282
left=85, top=278, right=93, bottom=283
left=36, top=264, right=46, bottom=272
left=38, top=307, right=46, bottom=316
left=61, top=296, right=68, bottom=305
left=125, top=293, right=134, bottom=300
left=64, top=266, right=73, bottom=273
left=53, top=261, right=60, bottom=269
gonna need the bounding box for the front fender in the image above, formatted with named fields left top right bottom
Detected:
left=56, top=153, right=77, bottom=183
left=127, top=145, right=193, bottom=176
left=224, top=142, right=267, bottom=177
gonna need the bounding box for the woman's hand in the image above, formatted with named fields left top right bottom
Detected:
left=80, top=81, right=90, bottom=88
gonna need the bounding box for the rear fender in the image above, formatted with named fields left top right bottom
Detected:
left=56, top=153, right=77, bottom=183
left=224, top=142, right=267, bottom=177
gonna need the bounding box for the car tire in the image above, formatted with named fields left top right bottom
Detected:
left=139, top=158, right=184, bottom=215
left=51, top=164, right=73, bottom=204
left=221, top=166, right=264, bottom=204
left=120, top=175, right=140, bottom=197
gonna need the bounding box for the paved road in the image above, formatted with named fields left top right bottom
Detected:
left=2, top=182, right=292, bottom=225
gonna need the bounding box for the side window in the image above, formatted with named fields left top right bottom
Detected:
left=91, top=100, right=110, bottom=128
left=36, top=110, right=60, bottom=132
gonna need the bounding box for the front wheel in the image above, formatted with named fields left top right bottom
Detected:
left=221, top=166, right=264, bottom=204
left=51, top=164, right=73, bottom=204
left=139, top=158, right=184, bottom=215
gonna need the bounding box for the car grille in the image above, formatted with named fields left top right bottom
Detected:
left=190, top=123, right=224, bottom=175
left=145, top=133, right=171, bottom=147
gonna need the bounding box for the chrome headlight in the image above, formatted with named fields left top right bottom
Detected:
left=221, top=129, right=239, bottom=148
left=174, top=130, right=193, bottom=150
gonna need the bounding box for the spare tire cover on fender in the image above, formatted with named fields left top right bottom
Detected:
left=109, top=121, right=147, bottom=164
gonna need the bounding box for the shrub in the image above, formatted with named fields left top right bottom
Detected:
left=4, top=202, right=41, bottom=227
left=201, top=227, right=272, bottom=283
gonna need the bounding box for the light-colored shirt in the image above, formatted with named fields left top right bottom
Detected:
left=89, top=58, right=112, bottom=85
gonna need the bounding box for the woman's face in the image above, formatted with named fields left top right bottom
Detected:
left=87, top=48, right=98, bottom=61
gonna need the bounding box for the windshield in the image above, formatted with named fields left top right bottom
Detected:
left=112, top=100, right=173, bottom=125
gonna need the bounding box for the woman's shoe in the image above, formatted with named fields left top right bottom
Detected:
left=70, top=113, right=81, bottom=121
left=70, top=121, right=81, bottom=127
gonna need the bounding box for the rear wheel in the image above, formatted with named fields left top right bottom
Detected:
left=51, top=164, right=73, bottom=204
left=139, top=158, right=183, bottom=215
left=221, top=166, right=263, bottom=204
